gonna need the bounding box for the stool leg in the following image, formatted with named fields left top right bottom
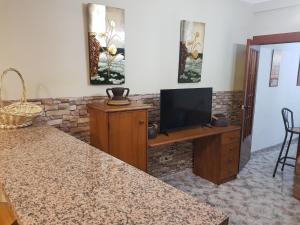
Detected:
left=273, top=132, right=288, bottom=177
left=281, top=133, right=293, bottom=171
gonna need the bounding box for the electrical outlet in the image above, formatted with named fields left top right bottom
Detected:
left=159, top=155, right=173, bottom=163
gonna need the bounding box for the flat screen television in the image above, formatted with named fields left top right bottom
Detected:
left=160, top=88, right=212, bottom=132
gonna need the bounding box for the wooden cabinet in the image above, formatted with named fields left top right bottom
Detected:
left=0, top=187, right=18, bottom=225
left=193, top=129, right=241, bottom=185
left=0, top=203, right=17, bottom=225
left=88, top=102, right=151, bottom=171
left=89, top=101, right=240, bottom=184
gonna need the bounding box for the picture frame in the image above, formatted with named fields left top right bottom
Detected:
left=269, top=49, right=282, bottom=87
left=297, top=57, right=300, bottom=86
left=88, top=4, right=125, bottom=85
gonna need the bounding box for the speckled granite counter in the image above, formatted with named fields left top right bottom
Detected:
left=0, top=125, right=228, bottom=225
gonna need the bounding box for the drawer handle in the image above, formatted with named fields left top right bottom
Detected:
left=139, top=120, right=145, bottom=125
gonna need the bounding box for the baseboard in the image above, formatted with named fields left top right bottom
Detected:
left=252, top=138, right=299, bottom=155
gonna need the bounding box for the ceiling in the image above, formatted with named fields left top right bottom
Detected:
left=241, top=0, right=273, bottom=4
left=241, top=0, right=300, bottom=12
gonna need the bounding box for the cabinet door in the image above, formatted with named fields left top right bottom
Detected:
left=0, top=203, right=17, bottom=225
left=109, top=110, right=147, bottom=171
left=89, top=108, right=109, bottom=153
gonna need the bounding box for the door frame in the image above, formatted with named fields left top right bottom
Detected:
left=240, top=32, right=300, bottom=168
left=252, top=32, right=300, bottom=45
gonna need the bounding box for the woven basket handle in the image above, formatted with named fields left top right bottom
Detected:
left=0, top=68, right=27, bottom=107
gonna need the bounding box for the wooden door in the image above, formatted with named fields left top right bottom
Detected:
left=240, top=40, right=260, bottom=171
left=109, top=110, right=148, bottom=171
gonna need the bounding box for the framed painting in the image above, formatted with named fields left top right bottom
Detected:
left=88, top=4, right=125, bottom=85
left=178, top=20, right=205, bottom=83
left=297, top=58, right=300, bottom=86
left=269, top=50, right=282, bottom=87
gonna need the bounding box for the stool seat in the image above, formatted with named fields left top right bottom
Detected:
left=289, top=127, right=300, bottom=134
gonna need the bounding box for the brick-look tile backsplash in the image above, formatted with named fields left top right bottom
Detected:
left=26, top=91, right=243, bottom=177
left=138, top=91, right=244, bottom=126
left=140, top=91, right=243, bottom=177
left=30, top=96, right=105, bottom=143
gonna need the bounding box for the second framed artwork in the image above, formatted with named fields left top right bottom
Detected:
left=297, top=58, right=300, bottom=86
left=269, top=49, right=282, bottom=87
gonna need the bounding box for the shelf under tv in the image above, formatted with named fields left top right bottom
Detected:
left=148, top=125, right=240, bottom=148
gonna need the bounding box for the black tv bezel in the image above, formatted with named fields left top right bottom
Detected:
left=159, top=87, right=213, bottom=133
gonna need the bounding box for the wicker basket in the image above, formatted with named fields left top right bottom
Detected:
left=0, top=68, right=42, bottom=129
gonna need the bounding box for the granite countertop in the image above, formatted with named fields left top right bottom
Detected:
left=0, top=125, right=228, bottom=225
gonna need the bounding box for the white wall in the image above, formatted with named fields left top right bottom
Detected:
left=251, top=43, right=300, bottom=152
left=252, top=3, right=300, bottom=35
left=0, top=0, right=252, bottom=100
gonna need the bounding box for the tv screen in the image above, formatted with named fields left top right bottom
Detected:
left=160, top=88, right=212, bottom=132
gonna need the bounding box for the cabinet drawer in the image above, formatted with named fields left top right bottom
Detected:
left=220, top=161, right=238, bottom=180
left=221, top=143, right=240, bottom=158
left=220, top=163, right=237, bottom=180
left=221, top=130, right=240, bottom=145
left=220, top=143, right=239, bottom=179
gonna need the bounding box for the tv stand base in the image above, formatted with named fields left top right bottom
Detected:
left=148, top=126, right=241, bottom=185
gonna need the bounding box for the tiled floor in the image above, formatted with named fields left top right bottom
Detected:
left=160, top=142, right=300, bottom=225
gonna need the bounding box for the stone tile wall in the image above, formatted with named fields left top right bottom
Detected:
left=142, top=91, right=243, bottom=177
left=30, top=96, right=104, bottom=143
left=137, top=91, right=244, bottom=126
left=26, top=91, right=243, bottom=177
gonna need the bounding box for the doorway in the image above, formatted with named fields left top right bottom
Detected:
left=252, top=43, right=300, bottom=152
left=240, top=32, right=300, bottom=171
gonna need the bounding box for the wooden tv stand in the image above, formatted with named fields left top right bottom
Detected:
left=149, top=126, right=241, bottom=185
left=88, top=102, right=241, bottom=185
